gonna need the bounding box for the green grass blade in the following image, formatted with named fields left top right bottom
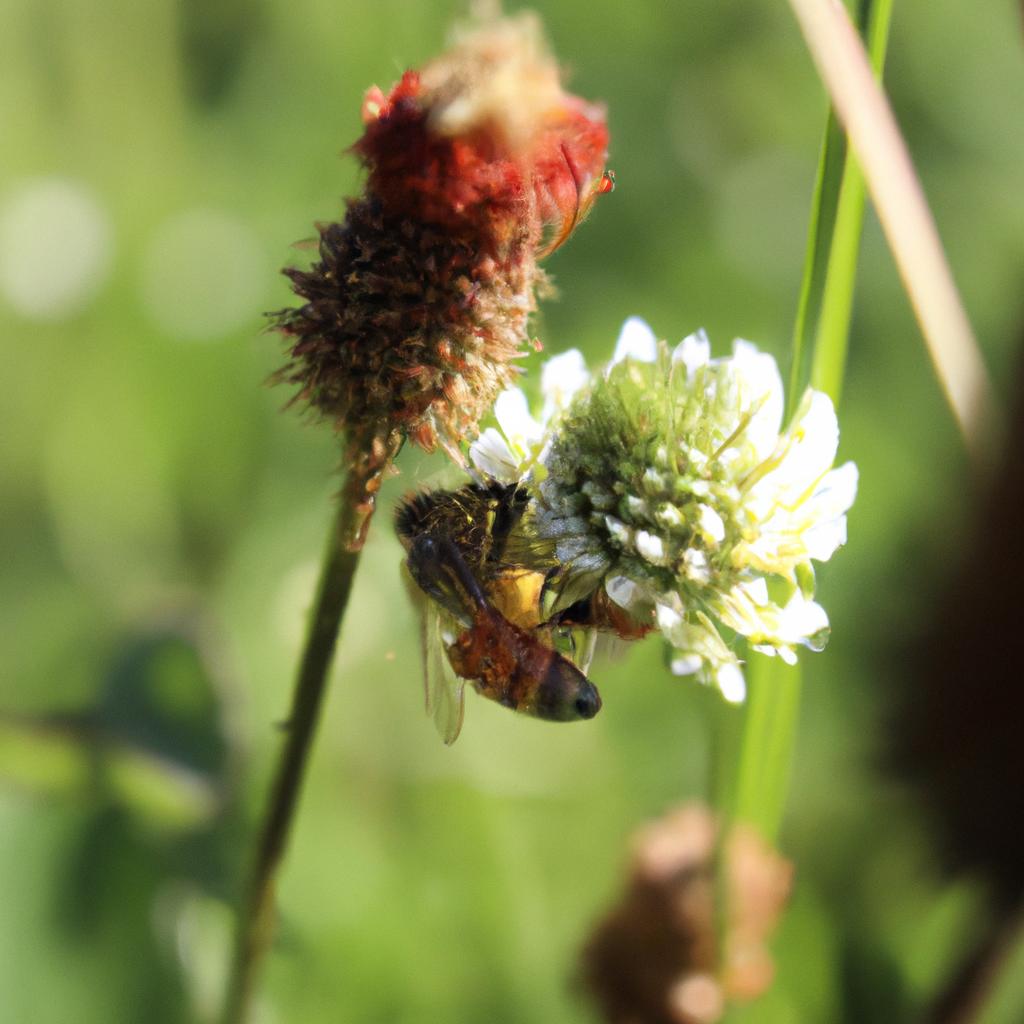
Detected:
left=812, top=0, right=894, bottom=405
left=732, top=0, right=892, bottom=844
left=788, top=112, right=847, bottom=421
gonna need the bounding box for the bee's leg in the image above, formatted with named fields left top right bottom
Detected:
left=406, top=535, right=488, bottom=623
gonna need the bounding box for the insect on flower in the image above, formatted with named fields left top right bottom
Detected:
left=395, top=481, right=646, bottom=743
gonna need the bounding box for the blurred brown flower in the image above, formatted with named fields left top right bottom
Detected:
left=274, top=13, right=611, bottom=474
left=581, top=804, right=792, bottom=1024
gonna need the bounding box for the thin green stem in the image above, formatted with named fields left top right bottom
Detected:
left=812, top=0, right=894, bottom=403
left=221, top=435, right=398, bottom=1024
left=708, top=687, right=744, bottom=819
left=788, top=111, right=847, bottom=420
left=730, top=1, right=892, bottom=846
left=732, top=657, right=802, bottom=840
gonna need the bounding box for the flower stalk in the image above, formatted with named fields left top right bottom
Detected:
left=810, top=0, right=894, bottom=407
left=221, top=439, right=398, bottom=1024
left=732, top=0, right=893, bottom=864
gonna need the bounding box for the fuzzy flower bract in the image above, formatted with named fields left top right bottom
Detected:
left=472, top=319, right=857, bottom=700
left=274, top=13, right=610, bottom=465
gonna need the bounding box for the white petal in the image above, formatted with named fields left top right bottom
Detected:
left=811, top=461, right=859, bottom=519
left=540, top=348, right=590, bottom=420
left=728, top=340, right=784, bottom=459
left=717, top=662, right=747, bottom=703
left=611, top=316, right=658, bottom=365
left=643, top=467, right=667, bottom=491
left=741, top=577, right=770, bottom=605
left=626, top=495, right=650, bottom=519
left=742, top=592, right=831, bottom=659
left=777, top=594, right=829, bottom=643
left=494, top=387, right=544, bottom=451
left=776, top=390, right=840, bottom=492
left=655, top=502, right=684, bottom=529
left=787, top=460, right=857, bottom=563
left=803, top=515, right=848, bottom=562
left=670, top=653, right=703, bottom=676
left=469, top=428, right=521, bottom=482
left=656, top=602, right=683, bottom=633
left=686, top=446, right=710, bottom=474
left=671, top=328, right=710, bottom=377
left=737, top=391, right=850, bottom=572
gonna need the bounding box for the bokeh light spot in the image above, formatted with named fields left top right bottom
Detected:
left=0, top=178, right=113, bottom=320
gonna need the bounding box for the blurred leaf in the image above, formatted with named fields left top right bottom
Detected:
left=0, top=717, right=92, bottom=795
left=98, top=630, right=229, bottom=778
left=0, top=628, right=230, bottom=833
left=105, top=741, right=221, bottom=831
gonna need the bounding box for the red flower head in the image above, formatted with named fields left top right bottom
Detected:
left=357, top=15, right=611, bottom=258
left=275, top=13, right=611, bottom=479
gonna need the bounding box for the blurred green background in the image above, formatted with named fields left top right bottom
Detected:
left=2, top=1, right=1023, bottom=1021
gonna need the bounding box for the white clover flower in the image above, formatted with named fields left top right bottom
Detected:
left=521, top=319, right=857, bottom=700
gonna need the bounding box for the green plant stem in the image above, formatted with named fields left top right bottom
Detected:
left=708, top=687, right=744, bottom=821
left=732, top=656, right=802, bottom=841
left=812, top=0, right=894, bottom=403
left=221, top=466, right=375, bottom=1024
left=730, top=2, right=892, bottom=847
left=788, top=110, right=847, bottom=420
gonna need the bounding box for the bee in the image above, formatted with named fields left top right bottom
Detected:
left=395, top=481, right=649, bottom=743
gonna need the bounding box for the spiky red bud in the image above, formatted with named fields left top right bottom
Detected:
left=274, top=14, right=611, bottom=478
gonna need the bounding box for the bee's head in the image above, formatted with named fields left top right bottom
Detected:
left=530, top=657, right=602, bottom=722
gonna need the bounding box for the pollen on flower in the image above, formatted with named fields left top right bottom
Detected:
left=273, top=12, right=611, bottom=482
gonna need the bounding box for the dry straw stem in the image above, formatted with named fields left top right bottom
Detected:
left=786, top=0, right=1000, bottom=463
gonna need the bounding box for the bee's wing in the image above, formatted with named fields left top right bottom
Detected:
left=420, top=593, right=466, bottom=746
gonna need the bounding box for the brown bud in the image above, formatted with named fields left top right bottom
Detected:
left=581, top=804, right=792, bottom=1024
